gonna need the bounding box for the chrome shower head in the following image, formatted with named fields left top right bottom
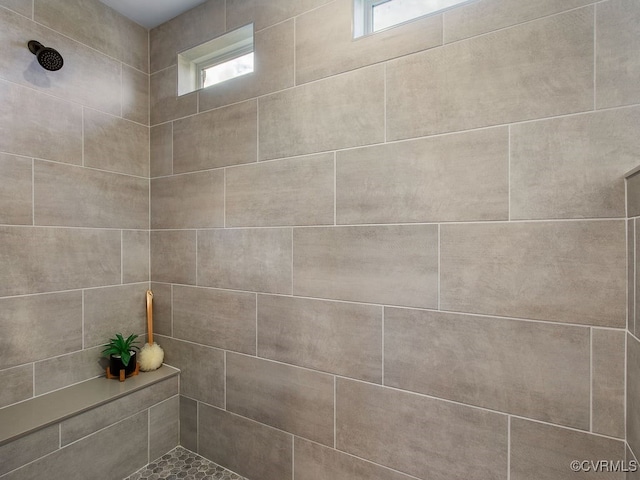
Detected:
left=28, top=40, right=64, bottom=71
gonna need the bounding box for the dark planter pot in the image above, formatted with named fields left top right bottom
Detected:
left=109, top=351, right=137, bottom=377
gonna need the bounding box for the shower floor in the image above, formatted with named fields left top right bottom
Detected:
left=124, top=446, right=246, bottom=480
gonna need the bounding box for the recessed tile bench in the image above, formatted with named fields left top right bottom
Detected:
left=0, top=365, right=179, bottom=480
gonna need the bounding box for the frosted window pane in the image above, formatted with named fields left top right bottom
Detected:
left=202, top=52, right=254, bottom=88
left=373, top=0, right=469, bottom=31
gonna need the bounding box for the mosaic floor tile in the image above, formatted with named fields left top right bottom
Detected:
left=124, top=446, right=246, bottom=480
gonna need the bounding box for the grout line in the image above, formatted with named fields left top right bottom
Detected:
left=224, top=351, right=227, bottom=410
left=32, top=363, right=36, bottom=399
left=381, top=306, right=385, bottom=385
left=120, top=63, right=124, bottom=118
left=31, top=158, right=35, bottom=226
left=223, top=168, right=227, bottom=228
left=383, top=63, right=387, bottom=142
left=170, top=122, right=174, bottom=175
left=147, top=409, right=151, bottom=464
left=196, top=401, right=200, bottom=454
left=170, top=283, right=174, bottom=337
left=593, top=4, right=597, bottom=110
left=507, top=125, right=511, bottom=221
left=292, top=435, right=295, bottom=480
left=333, top=376, right=337, bottom=448
left=121, top=230, right=124, bottom=284
left=437, top=224, right=441, bottom=310
left=625, top=330, right=628, bottom=440
left=255, top=294, right=258, bottom=355
left=590, top=327, right=593, bottom=432
left=58, top=423, right=62, bottom=449
left=81, top=108, right=85, bottom=167
left=293, top=17, right=297, bottom=87
left=256, top=98, right=260, bottom=162
left=291, top=228, right=294, bottom=295
left=334, top=152, right=337, bottom=225
left=195, top=230, right=199, bottom=286
left=81, top=290, right=85, bottom=350
left=507, top=416, right=511, bottom=480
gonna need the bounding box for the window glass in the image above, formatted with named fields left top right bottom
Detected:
left=202, top=52, right=254, bottom=88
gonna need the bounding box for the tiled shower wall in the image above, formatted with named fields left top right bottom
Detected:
left=0, top=0, right=150, bottom=405
left=149, top=0, right=638, bottom=479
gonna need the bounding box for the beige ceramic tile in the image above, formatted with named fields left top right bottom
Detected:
left=0, top=153, right=32, bottom=225
left=337, top=127, right=508, bottom=224
left=0, top=227, right=121, bottom=296
left=149, top=395, right=180, bottom=460
left=628, top=446, right=640, bottom=480
left=150, top=230, right=196, bottom=285
left=0, top=0, right=32, bottom=17
left=0, top=79, right=82, bottom=164
left=258, top=66, right=384, bottom=161
left=197, top=228, right=292, bottom=294
left=159, top=336, right=224, bottom=407
left=179, top=395, right=197, bottom=452
left=173, top=100, right=257, bottom=173
left=444, top=0, right=594, bottom=43
left=150, top=123, right=173, bottom=178
left=630, top=220, right=635, bottom=334
left=198, top=20, right=294, bottom=111
left=173, top=285, right=256, bottom=354
left=636, top=223, right=640, bottom=336
left=226, top=154, right=334, bottom=227
left=0, top=291, right=82, bottom=370
left=226, top=0, right=330, bottom=30
left=83, top=283, right=148, bottom=349
left=296, top=0, right=441, bottom=84
left=150, top=282, right=171, bottom=336
left=294, top=438, right=417, bottom=480
left=440, top=221, right=626, bottom=327
left=293, top=225, right=438, bottom=308
left=150, top=0, right=225, bottom=73
left=34, top=346, right=104, bottom=395
left=0, top=364, right=33, bottom=409
left=34, top=161, right=148, bottom=229
left=336, top=378, right=508, bottom=480
left=84, top=108, right=149, bottom=177
left=151, top=170, right=224, bottom=229
left=592, top=329, right=625, bottom=438
left=122, top=230, right=149, bottom=284
left=34, top=0, right=147, bottom=72
left=596, top=0, right=640, bottom=109
left=629, top=174, right=640, bottom=219
left=150, top=66, right=197, bottom=125
left=122, top=65, right=149, bottom=125
left=226, top=353, right=334, bottom=445
left=0, top=424, right=58, bottom=477
left=258, top=295, right=382, bottom=382
left=198, top=404, right=293, bottom=480
left=511, top=108, right=640, bottom=220
left=510, top=418, right=625, bottom=480
left=0, top=8, right=122, bottom=116
left=384, top=308, right=590, bottom=428
left=387, top=8, right=594, bottom=140
left=629, top=334, right=640, bottom=456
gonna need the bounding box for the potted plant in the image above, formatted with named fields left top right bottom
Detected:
left=102, top=333, right=140, bottom=378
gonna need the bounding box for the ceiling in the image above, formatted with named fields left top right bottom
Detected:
left=99, top=0, right=208, bottom=29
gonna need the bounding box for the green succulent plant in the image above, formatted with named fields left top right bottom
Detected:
left=102, top=333, right=140, bottom=367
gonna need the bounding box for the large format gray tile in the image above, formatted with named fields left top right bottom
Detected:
left=150, top=66, right=197, bottom=125
left=34, top=0, right=147, bottom=72
left=226, top=0, right=330, bottom=30
left=0, top=227, right=121, bottom=296
left=336, top=378, right=508, bottom=480
left=226, top=154, right=334, bottom=227
left=198, top=20, right=294, bottom=112
left=226, top=354, right=334, bottom=445
left=83, top=283, right=148, bottom=349
left=592, top=329, right=625, bottom=438
left=122, top=230, right=149, bottom=284
left=0, top=292, right=82, bottom=369
left=629, top=334, right=640, bottom=456
left=0, top=7, right=122, bottom=116
left=258, top=66, right=384, bottom=161
left=337, top=127, right=508, bottom=224
left=443, top=0, right=594, bottom=43
left=60, top=377, right=177, bottom=445
left=0, top=0, right=31, bottom=17
left=150, top=123, right=173, bottom=178
left=34, top=161, right=148, bottom=229
left=629, top=175, right=640, bottom=219
left=198, top=404, right=293, bottom=480
left=159, top=336, right=224, bottom=407
left=122, top=65, right=149, bottom=125
left=34, top=346, right=104, bottom=396
left=150, top=0, right=225, bottom=73
left=0, top=424, right=58, bottom=477
left=440, top=221, right=626, bottom=327
left=384, top=308, right=590, bottom=428
left=296, top=0, right=441, bottom=84
left=83, top=108, right=149, bottom=177
left=511, top=108, right=640, bottom=220
left=150, top=230, right=196, bottom=285
left=151, top=170, right=224, bottom=229
left=197, top=228, right=292, bottom=294
left=149, top=395, right=179, bottom=461
left=0, top=79, right=82, bottom=164
left=510, top=418, right=624, bottom=480
left=173, top=285, right=256, bottom=354
left=173, top=100, right=257, bottom=173
left=179, top=395, right=197, bottom=452
left=293, top=225, right=438, bottom=308
left=0, top=153, right=32, bottom=225
left=596, top=0, right=640, bottom=109
left=387, top=8, right=594, bottom=140
left=0, top=365, right=33, bottom=409
left=3, top=411, right=148, bottom=480
left=258, top=295, right=382, bottom=382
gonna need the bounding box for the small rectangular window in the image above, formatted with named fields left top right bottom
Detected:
left=177, top=23, right=254, bottom=96
left=354, top=0, right=474, bottom=38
